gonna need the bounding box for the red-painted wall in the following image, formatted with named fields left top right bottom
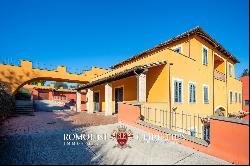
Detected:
left=240, top=76, right=249, bottom=112
left=53, top=91, right=87, bottom=111
left=118, top=103, right=249, bottom=165
left=27, top=88, right=87, bottom=111
left=118, top=103, right=141, bottom=125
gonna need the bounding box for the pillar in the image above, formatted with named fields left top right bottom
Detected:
left=86, top=88, right=93, bottom=113
left=76, top=91, right=81, bottom=112
left=49, top=91, right=53, bottom=100
left=137, top=71, right=147, bottom=102
left=105, top=83, right=112, bottom=116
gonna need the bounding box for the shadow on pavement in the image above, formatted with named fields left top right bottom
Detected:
left=0, top=100, right=117, bottom=165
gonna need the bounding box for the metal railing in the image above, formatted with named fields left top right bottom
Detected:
left=141, top=106, right=210, bottom=141
left=214, top=70, right=226, bottom=81
left=0, top=57, right=21, bottom=66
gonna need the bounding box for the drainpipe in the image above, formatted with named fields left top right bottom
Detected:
left=168, top=63, right=173, bottom=129
left=212, top=46, right=219, bottom=115
left=188, top=34, right=191, bottom=58
left=212, top=49, right=215, bottom=115
left=225, top=59, right=228, bottom=116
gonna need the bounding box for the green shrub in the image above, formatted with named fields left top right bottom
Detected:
left=0, top=82, right=15, bottom=120
left=15, top=88, right=31, bottom=100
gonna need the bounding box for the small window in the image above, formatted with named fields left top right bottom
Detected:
left=190, top=128, right=196, bottom=137
left=202, top=46, right=208, bottom=65
left=174, top=80, right=183, bottom=103
left=189, top=83, right=196, bottom=103
left=173, top=45, right=182, bottom=53
left=244, top=100, right=249, bottom=106
left=239, top=93, right=242, bottom=103
left=235, top=92, right=238, bottom=103
left=203, top=85, right=209, bottom=104
left=229, top=91, right=233, bottom=104
left=229, top=64, right=232, bottom=77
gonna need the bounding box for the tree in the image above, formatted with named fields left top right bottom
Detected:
left=76, top=83, right=83, bottom=88
left=54, top=82, right=68, bottom=90
left=29, top=80, right=46, bottom=86
left=241, top=69, right=249, bottom=77
left=68, top=83, right=82, bottom=89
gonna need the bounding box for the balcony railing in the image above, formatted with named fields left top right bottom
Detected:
left=214, top=70, right=226, bottom=82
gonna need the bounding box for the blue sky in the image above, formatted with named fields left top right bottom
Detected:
left=0, top=0, right=249, bottom=79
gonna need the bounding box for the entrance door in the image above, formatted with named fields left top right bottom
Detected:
left=94, top=92, right=100, bottom=112
left=115, top=87, right=123, bottom=113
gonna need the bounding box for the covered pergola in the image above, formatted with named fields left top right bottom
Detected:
left=75, top=61, right=168, bottom=115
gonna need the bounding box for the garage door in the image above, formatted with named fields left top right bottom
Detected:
left=38, top=92, right=49, bottom=100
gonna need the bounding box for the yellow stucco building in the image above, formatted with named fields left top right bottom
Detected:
left=76, top=26, right=242, bottom=137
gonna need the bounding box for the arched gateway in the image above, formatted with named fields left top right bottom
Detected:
left=0, top=60, right=108, bottom=94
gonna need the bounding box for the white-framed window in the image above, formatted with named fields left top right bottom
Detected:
left=228, top=63, right=233, bottom=77
left=172, top=45, right=182, bottom=54
left=239, top=93, right=242, bottom=103
left=202, top=45, right=208, bottom=65
left=235, top=92, right=238, bottom=103
left=203, top=84, right=209, bottom=104
left=229, top=90, right=233, bottom=104
left=188, top=82, right=196, bottom=104
left=173, top=78, right=183, bottom=103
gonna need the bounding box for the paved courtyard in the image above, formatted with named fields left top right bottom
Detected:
left=0, top=100, right=231, bottom=165
left=0, top=100, right=117, bottom=136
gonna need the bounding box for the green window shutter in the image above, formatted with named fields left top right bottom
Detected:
left=174, top=81, right=178, bottom=102
left=204, top=86, right=208, bottom=103
left=189, top=84, right=192, bottom=103
left=178, top=82, right=182, bottom=102
left=193, top=85, right=196, bottom=102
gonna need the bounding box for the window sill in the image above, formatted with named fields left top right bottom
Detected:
left=174, top=102, right=183, bottom=104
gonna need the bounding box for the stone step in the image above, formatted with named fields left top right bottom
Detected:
left=15, top=100, right=34, bottom=115
left=16, top=106, right=33, bottom=109
left=16, top=105, right=33, bottom=107
left=16, top=109, right=33, bottom=112
left=15, top=100, right=33, bottom=106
